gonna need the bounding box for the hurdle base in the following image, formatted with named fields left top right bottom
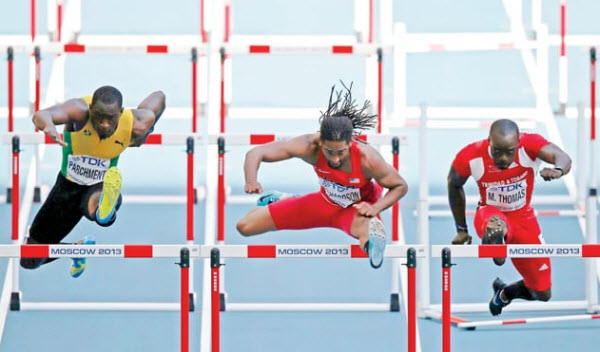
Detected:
left=224, top=303, right=395, bottom=312
left=18, top=301, right=183, bottom=311
left=428, top=300, right=591, bottom=313
left=390, top=293, right=400, bottom=312
left=189, top=293, right=195, bottom=312
left=555, top=103, right=567, bottom=116
left=33, top=186, right=41, bottom=203
left=10, top=292, right=20, bottom=311
left=219, top=293, right=226, bottom=312
left=6, top=187, right=11, bottom=204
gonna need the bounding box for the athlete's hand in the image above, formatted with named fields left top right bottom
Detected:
left=245, top=181, right=262, bottom=194
left=353, top=202, right=379, bottom=217
left=43, top=126, right=67, bottom=147
left=452, top=230, right=472, bottom=245
left=539, top=167, right=562, bottom=181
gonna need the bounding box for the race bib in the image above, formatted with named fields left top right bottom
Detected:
left=67, top=155, right=110, bottom=185
left=486, top=180, right=527, bottom=211
left=319, top=177, right=361, bottom=208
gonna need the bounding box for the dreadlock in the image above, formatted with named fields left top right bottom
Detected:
left=319, top=82, right=377, bottom=142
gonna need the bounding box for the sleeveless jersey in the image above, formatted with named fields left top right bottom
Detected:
left=314, top=140, right=381, bottom=208
left=452, top=133, right=550, bottom=213
left=60, top=96, right=133, bottom=185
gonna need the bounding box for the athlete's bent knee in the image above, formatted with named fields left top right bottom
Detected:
left=20, top=258, right=42, bottom=270
left=236, top=219, right=253, bottom=236
left=532, top=288, right=552, bottom=302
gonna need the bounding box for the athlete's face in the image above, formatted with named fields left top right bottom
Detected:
left=90, top=102, right=123, bottom=139
left=321, top=140, right=350, bottom=169
left=488, top=132, right=519, bottom=169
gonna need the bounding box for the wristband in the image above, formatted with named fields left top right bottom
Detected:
left=554, top=167, right=564, bottom=176
left=456, top=224, right=468, bottom=232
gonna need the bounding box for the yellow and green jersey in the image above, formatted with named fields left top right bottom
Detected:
left=61, top=96, right=133, bottom=185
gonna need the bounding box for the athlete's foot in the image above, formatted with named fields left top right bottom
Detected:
left=489, top=277, right=510, bottom=316
left=96, top=167, right=122, bottom=224
left=367, top=218, right=387, bottom=269
left=70, top=235, right=96, bottom=278
left=482, top=216, right=507, bottom=266
left=256, top=190, right=297, bottom=206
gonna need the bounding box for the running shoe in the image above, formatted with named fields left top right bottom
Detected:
left=482, top=216, right=507, bottom=266
left=257, top=190, right=294, bottom=206
left=368, top=218, right=387, bottom=269
left=489, top=277, right=510, bottom=316
left=96, top=167, right=122, bottom=224
left=70, top=235, right=96, bottom=278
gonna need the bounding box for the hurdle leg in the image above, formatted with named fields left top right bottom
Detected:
left=211, top=248, right=221, bottom=352
left=179, top=248, right=190, bottom=352
left=442, top=248, right=452, bottom=352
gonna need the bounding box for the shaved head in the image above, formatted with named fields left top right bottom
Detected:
left=490, top=119, right=519, bottom=139
left=488, top=119, right=520, bottom=169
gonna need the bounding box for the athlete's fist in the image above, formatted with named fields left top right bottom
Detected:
left=452, top=230, right=472, bottom=245
left=539, top=167, right=563, bottom=181
left=245, top=181, right=262, bottom=194
left=43, top=126, right=67, bottom=147
left=353, top=202, right=379, bottom=217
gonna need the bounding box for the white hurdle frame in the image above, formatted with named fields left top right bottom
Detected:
left=431, top=245, right=600, bottom=332
left=4, top=132, right=199, bottom=313
left=208, top=244, right=425, bottom=352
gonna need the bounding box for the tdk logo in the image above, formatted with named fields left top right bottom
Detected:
left=497, top=182, right=524, bottom=192
left=78, top=156, right=107, bottom=167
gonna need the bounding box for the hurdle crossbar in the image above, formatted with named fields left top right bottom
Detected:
left=0, top=243, right=423, bottom=260
left=431, top=244, right=600, bottom=259
left=1, top=42, right=207, bottom=55
left=1, top=132, right=408, bottom=147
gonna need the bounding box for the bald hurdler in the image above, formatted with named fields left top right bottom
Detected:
left=448, top=119, right=572, bottom=315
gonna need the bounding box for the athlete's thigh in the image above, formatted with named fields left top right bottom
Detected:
left=509, top=213, right=551, bottom=291
left=268, top=192, right=340, bottom=230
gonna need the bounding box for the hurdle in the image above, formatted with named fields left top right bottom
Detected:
left=432, top=245, right=600, bottom=351
left=219, top=0, right=391, bottom=129
left=1, top=40, right=207, bottom=205
left=0, top=244, right=194, bottom=352
left=208, top=244, right=424, bottom=352
left=4, top=133, right=198, bottom=312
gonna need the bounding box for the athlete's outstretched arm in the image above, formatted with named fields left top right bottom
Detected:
left=131, top=91, right=166, bottom=146
left=32, top=99, right=88, bottom=146
left=537, top=143, right=572, bottom=181
left=448, top=166, right=471, bottom=244
left=355, top=148, right=408, bottom=217
left=244, top=134, right=317, bottom=194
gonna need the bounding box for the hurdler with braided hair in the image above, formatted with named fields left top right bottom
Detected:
left=236, top=82, right=407, bottom=268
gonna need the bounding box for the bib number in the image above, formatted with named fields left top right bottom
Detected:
left=67, top=155, right=110, bottom=185
left=319, top=178, right=361, bottom=208
left=486, top=181, right=527, bottom=211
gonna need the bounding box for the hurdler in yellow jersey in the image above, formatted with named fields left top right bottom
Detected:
left=62, top=95, right=130, bottom=224
left=24, top=86, right=165, bottom=277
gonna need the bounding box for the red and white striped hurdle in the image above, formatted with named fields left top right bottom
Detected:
left=206, top=245, right=424, bottom=352
left=431, top=245, right=600, bottom=352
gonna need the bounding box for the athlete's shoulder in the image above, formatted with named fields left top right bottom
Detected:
left=455, top=139, right=486, bottom=160
left=519, top=132, right=550, bottom=158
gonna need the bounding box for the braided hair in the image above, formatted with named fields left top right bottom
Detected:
left=319, top=82, right=377, bottom=142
